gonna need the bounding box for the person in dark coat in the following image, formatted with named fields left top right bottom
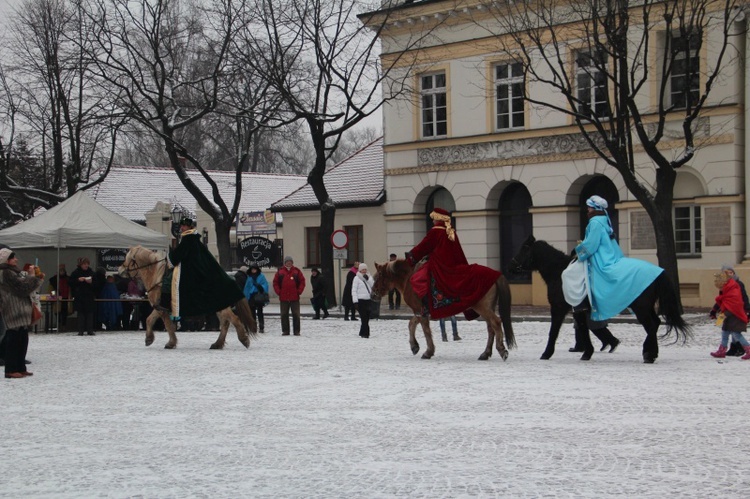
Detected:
left=310, top=268, right=329, bottom=320
left=49, top=264, right=71, bottom=329
left=235, top=266, right=248, bottom=293
left=69, top=257, right=97, bottom=336
left=342, top=261, right=359, bottom=321
left=167, top=217, right=244, bottom=319
left=0, top=248, right=42, bottom=378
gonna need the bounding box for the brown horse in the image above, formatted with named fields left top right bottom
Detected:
left=372, top=259, right=516, bottom=361
left=119, top=246, right=257, bottom=350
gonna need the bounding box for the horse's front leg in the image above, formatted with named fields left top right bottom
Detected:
left=421, top=317, right=435, bottom=359
left=408, top=316, right=420, bottom=355
left=541, top=306, right=567, bottom=360
left=163, top=315, right=178, bottom=349
left=144, top=309, right=160, bottom=346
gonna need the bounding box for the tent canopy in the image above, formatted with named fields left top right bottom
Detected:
left=0, top=191, right=169, bottom=250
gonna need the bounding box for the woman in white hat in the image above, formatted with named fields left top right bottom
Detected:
left=351, top=263, right=375, bottom=338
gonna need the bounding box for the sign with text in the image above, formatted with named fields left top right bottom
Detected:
left=237, top=210, right=277, bottom=235
left=237, top=236, right=279, bottom=268
left=98, top=248, right=128, bottom=272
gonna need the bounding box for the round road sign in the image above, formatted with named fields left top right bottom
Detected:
left=331, top=230, right=348, bottom=249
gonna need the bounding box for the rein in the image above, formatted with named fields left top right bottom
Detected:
left=124, top=248, right=167, bottom=293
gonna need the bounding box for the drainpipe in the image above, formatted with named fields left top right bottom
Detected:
left=743, top=13, right=750, bottom=260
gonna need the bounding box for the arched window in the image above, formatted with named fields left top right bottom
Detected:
left=426, top=188, right=456, bottom=233
left=580, top=177, right=619, bottom=240
left=499, top=183, right=533, bottom=282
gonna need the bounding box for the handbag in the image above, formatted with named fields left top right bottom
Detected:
left=252, top=291, right=269, bottom=306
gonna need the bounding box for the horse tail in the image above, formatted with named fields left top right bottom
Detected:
left=234, top=298, right=259, bottom=337
left=497, top=275, right=517, bottom=349
left=656, top=272, right=693, bottom=344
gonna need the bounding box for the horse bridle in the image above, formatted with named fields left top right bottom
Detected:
left=123, top=248, right=167, bottom=291
left=509, top=242, right=533, bottom=273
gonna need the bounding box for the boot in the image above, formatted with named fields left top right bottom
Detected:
left=323, top=309, right=329, bottom=319
left=742, top=345, right=750, bottom=360
left=710, top=345, right=728, bottom=358
left=726, top=342, right=744, bottom=357
left=453, top=333, right=462, bottom=341
left=259, top=318, right=264, bottom=334
left=441, top=331, right=448, bottom=342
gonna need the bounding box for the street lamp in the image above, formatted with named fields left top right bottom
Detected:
left=170, top=204, right=191, bottom=238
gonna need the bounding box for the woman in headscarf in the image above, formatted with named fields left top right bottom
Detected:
left=573, top=195, right=663, bottom=322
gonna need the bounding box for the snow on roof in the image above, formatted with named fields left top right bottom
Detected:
left=271, top=137, right=384, bottom=212
left=90, top=166, right=307, bottom=222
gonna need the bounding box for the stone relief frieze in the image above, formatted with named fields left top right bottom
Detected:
left=416, top=117, right=710, bottom=168
left=418, top=132, right=599, bottom=167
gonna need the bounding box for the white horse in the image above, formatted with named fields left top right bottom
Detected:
left=119, top=246, right=257, bottom=350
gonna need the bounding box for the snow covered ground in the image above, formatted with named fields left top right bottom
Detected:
left=2, top=311, right=749, bottom=498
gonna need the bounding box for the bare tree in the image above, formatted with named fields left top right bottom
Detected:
left=253, top=0, right=431, bottom=305
left=81, top=0, right=285, bottom=265
left=483, top=0, right=745, bottom=301
left=0, top=0, right=122, bottom=220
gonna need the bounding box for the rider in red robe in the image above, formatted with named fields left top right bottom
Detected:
left=406, top=208, right=501, bottom=320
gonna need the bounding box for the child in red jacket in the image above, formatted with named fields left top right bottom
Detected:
left=711, top=270, right=750, bottom=359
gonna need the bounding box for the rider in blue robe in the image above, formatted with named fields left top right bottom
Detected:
left=575, top=195, right=663, bottom=322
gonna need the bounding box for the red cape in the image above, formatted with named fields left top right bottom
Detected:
left=409, top=226, right=501, bottom=320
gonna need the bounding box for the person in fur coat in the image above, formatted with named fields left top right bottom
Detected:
left=0, top=248, right=43, bottom=379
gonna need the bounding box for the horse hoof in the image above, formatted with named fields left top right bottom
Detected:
left=210, top=344, right=223, bottom=350
left=500, top=351, right=509, bottom=361
left=241, top=338, right=250, bottom=349
left=164, top=344, right=175, bottom=349
left=478, top=353, right=490, bottom=361
left=145, top=338, right=154, bottom=347
left=411, top=345, right=419, bottom=355
left=580, top=353, right=592, bottom=361
left=421, top=353, right=432, bottom=359
left=643, top=356, right=655, bottom=364
left=540, top=353, right=551, bottom=360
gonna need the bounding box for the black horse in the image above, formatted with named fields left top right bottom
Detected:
left=509, top=235, right=692, bottom=363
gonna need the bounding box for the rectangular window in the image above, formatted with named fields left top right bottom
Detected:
left=670, top=35, right=700, bottom=109
left=576, top=50, right=608, bottom=118
left=674, top=205, right=702, bottom=256
left=495, top=62, right=525, bottom=130
left=344, top=225, right=364, bottom=267
left=421, top=72, right=447, bottom=138
left=305, top=227, right=320, bottom=267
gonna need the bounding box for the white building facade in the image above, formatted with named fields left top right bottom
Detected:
left=364, top=0, right=750, bottom=306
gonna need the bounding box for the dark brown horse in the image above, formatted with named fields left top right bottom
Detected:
left=372, top=259, right=516, bottom=361
left=119, top=246, right=257, bottom=350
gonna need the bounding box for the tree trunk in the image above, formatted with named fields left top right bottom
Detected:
left=215, top=221, right=233, bottom=269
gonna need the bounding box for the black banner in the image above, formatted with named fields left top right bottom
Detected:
left=98, top=248, right=129, bottom=272
left=237, top=236, right=279, bottom=268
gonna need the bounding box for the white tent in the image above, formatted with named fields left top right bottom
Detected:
left=0, top=191, right=169, bottom=249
